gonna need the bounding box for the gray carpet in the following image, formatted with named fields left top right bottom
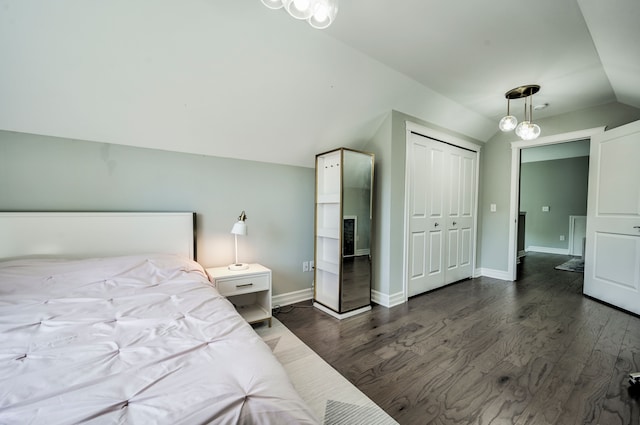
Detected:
left=555, top=258, right=584, bottom=272
left=255, top=317, right=398, bottom=425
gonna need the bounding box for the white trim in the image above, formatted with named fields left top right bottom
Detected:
left=403, top=121, right=481, bottom=302
left=406, top=121, right=482, bottom=153
left=526, top=246, right=570, bottom=255
left=355, top=248, right=370, bottom=256
left=313, top=302, right=371, bottom=319
left=271, top=288, right=313, bottom=307
left=478, top=268, right=513, bottom=281
left=372, top=289, right=405, bottom=308
left=507, top=126, right=605, bottom=281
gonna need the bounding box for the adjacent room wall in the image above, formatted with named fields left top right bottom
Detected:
left=478, top=102, right=640, bottom=274
left=0, top=130, right=315, bottom=299
left=520, top=156, right=589, bottom=251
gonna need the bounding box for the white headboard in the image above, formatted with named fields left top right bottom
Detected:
left=0, top=212, right=196, bottom=260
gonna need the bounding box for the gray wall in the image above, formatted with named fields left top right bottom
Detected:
left=0, top=130, right=315, bottom=297
left=364, top=112, right=392, bottom=296
left=520, top=156, right=589, bottom=250
left=479, top=102, right=640, bottom=273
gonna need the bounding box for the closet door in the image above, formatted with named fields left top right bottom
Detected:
left=408, top=135, right=446, bottom=296
left=445, top=147, right=476, bottom=283
left=407, top=132, right=477, bottom=297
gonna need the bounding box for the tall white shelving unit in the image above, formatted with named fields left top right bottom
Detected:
left=314, top=149, right=342, bottom=312
left=314, top=148, right=374, bottom=320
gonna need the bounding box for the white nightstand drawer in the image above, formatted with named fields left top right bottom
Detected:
left=217, top=274, right=269, bottom=296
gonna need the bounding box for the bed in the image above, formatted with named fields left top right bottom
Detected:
left=0, top=212, right=318, bottom=424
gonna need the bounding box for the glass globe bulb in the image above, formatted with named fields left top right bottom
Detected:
left=515, top=121, right=529, bottom=139
left=499, top=115, right=517, bottom=132
left=283, top=0, right=314, bottom=19
left=261, top=0, right=284, bottom=9
left=308, top=0, right=338, bottom=29
left=526, top=124, right=541, bottom=140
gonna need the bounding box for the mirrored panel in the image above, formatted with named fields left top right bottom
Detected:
left=340, top=150, right=373, bottom=312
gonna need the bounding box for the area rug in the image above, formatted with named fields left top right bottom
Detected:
left=254, top=318, right=398, bottom=425
left=555, top=258, right=584, bottom=272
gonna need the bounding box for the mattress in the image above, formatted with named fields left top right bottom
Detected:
left=0, top=254, right=318, bottom=424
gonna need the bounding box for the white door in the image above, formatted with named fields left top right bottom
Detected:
left=408, top=135, right=445, bottom=296
left=584, top=120, right=640, bottom=315
left=445, top=148, right=476, bottom=283
left=407, top=133, right=477, bottom=297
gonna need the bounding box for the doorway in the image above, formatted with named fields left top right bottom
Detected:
left=517, top=139, right=591, bottom=278
left=507, top=127, right=606, bottom=280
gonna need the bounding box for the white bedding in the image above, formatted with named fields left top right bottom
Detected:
left=0, top=255, right=318, bottom=424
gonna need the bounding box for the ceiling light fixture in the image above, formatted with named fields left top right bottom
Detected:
left=260, top=0, right=338, bottom=29
left=499, top=85, right=541, bottom=140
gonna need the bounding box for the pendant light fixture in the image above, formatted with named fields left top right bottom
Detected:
left=260, top=0, right=338, bottom=29
left=499, top=85, right=541, bottom=140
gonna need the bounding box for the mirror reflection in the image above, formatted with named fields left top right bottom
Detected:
left=341, top=150, right=373, bottom=312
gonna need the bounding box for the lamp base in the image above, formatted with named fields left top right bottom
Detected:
left=228, top=263, right=249, bottom=271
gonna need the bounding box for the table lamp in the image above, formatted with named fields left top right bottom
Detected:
left=229, top=211, right=249, bottom=270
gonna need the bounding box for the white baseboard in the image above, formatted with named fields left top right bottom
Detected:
left=478, top=268, right=513, bottom=281
left=272, top=288, right=313, bottom=307
left=372, top=289, right=405, bottom=308
left=527, top=246, right=569, bottom=255
left=313, top=302, right=371, bottom=320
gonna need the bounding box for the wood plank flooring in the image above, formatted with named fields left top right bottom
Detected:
left=275, top=253, right=640, bottom=425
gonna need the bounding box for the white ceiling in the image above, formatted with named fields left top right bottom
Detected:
left=326, top=0, right=640, bottom=122
left=0, top=0, right=638, bottom=168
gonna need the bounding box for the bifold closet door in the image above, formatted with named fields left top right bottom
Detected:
left=407, top=133, right=476, bottom=297
left=444, top=146, right=476, bottom=283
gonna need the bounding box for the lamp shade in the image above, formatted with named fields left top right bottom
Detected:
left=230, top=221, right=247, bottom=236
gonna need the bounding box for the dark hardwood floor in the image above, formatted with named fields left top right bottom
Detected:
left=275, top=253, right=640, bottom=424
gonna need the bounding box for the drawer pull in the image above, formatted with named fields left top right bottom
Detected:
left=236, top=283, right=253, bottom=288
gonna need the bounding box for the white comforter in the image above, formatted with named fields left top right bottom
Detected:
left=0, top=255, right=318, bottom=424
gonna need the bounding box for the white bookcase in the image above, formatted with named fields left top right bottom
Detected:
left=314, top=148, right=374, bottom=319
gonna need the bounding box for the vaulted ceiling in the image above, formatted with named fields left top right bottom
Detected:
left=1, top=0, right=638, bottom=167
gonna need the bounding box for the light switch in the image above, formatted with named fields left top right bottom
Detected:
left=490, top=203, right=497, bottom=212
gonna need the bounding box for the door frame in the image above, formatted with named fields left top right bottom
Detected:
left=507, top=126, right=606, bottom=280
left=403, top=121, right=481, bottom=301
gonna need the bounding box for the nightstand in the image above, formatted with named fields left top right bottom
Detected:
left=207, top=264, right=272, bottom=327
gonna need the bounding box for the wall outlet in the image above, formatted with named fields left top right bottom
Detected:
left=303, top=261, right=309, bottom=272
left=309, top=260, right=314, bottom=270
left=490, top=203, right=497, bottom=212
left=560, top=235, right=565, bottom=241
left=542, top=206, right=550, bottom=212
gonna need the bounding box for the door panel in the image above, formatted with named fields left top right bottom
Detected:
left=447, top=227, right=459, bottom=271
left=584, top=119, right=640, bottom=315
left=594, top=233, right=640, bottom=290
left=410, top=232, right=426, bottom=279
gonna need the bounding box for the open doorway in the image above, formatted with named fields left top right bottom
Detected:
left=516, top=140, right=590, bottom=278
left=507, top=127, right=606, bottom=281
